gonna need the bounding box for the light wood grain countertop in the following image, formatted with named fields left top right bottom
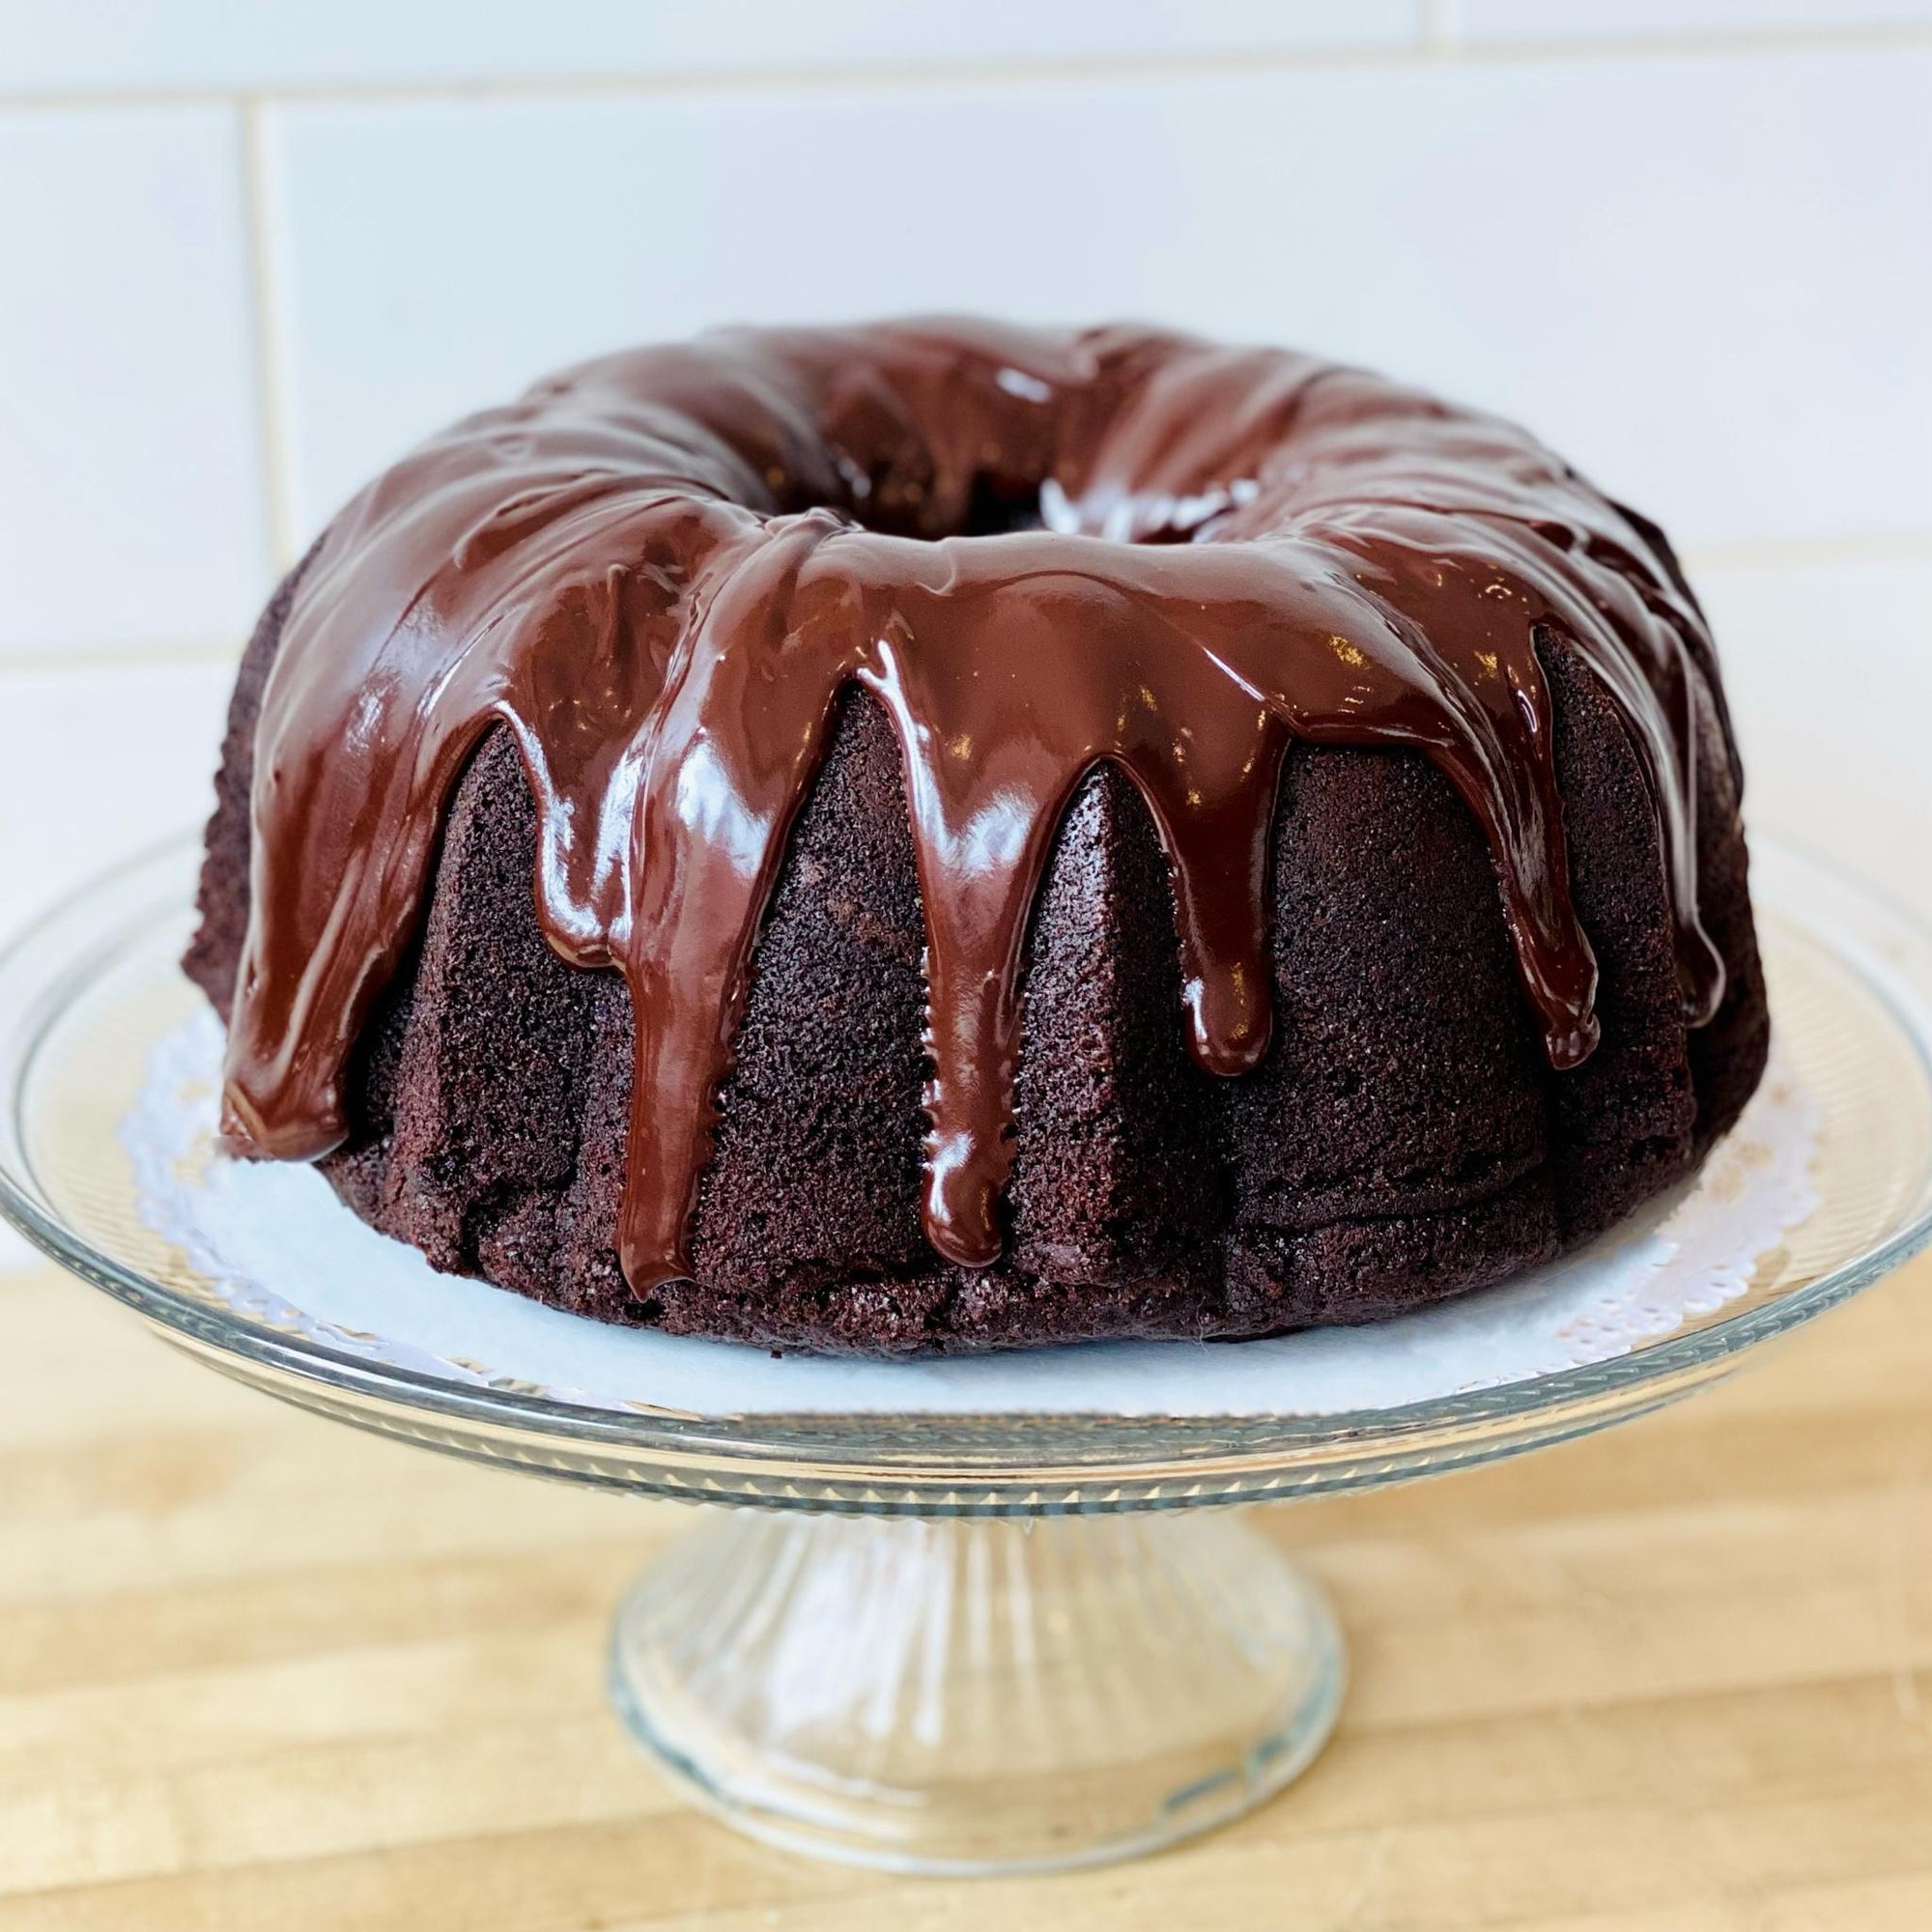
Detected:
left=0, top=1244, right=1927, bottom=1930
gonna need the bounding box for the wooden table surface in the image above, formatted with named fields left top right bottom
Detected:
left=0, top=1246, right=1928, bottom=1931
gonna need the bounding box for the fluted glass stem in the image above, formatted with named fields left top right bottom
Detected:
left=609, top=1506, right=1345, bottom=1874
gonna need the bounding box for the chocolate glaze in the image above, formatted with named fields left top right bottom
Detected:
left=219, top=320, right=1726, bottom=1292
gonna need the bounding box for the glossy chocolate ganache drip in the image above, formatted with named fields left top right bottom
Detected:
left=220, top=319, right=1727, bottom=1293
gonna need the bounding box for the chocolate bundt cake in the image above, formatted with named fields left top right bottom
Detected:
left=185, top=320, right=1769, bottom=1353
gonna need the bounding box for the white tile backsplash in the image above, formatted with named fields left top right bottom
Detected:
left=0, top=1, right=1417, bottom=97
left=0, top=108, right=268, bottom=655
left=0, top=656, right=232, bottom=933
left=1692, top=547, right=1932, bottom=921
left=265, top=47, right=1932, bottom=554
left=0, top=654, right=235, bottom=1268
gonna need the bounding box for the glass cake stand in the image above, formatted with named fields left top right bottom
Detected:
left=2, top=835, right=1930, bottom=1877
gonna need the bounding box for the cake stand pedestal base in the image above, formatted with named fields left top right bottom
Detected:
left=607, top=1505, right=1345, bottom=1875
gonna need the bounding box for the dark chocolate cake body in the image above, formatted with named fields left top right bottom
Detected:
left=186, top=321, right=1768, bottom=1353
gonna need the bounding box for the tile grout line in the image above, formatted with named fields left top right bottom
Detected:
left=1681, top=530, right=1932, bottom=572
left=0, top=640, right=242, bottom=678
left=0, top=20, right=1929, bottom=115
left=1420, top=0, right=1463, bottom=55
left=239, top=96, right=299, bottom=576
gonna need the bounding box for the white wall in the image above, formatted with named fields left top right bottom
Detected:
left=0, top=5, right=1926, bottom=1253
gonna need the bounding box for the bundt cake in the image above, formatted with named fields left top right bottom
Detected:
left=185, top=319, right=1769, bottom=1354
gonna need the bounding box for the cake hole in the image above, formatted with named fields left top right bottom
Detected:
left=837, top=472, right=1256, bottom=545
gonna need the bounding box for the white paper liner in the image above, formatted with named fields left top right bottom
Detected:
left=124, top=1007, right=1819, bottom=1419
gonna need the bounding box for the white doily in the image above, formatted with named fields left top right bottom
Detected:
left=124, top=1007, right=1819, bottom=1419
